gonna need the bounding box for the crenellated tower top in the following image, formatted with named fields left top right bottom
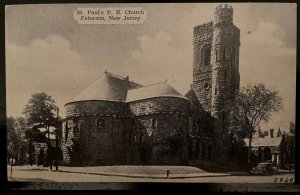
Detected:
left=214, top=4, right=233, bottom=24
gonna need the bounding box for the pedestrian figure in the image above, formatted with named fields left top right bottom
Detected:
left=166, top=169, right=170, bottom=179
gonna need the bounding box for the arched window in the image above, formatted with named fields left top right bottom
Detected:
left=97, top=118, right=105, bottom=132
left=222, top=47, right=226, bottom=60
left=152, top=118, right=158, bottom=128
left=201, top=45, right=211, bottom=66
left=140, top=134, right=145, bottom=143
left=65, top=121, right=69, bottom=140
left=73, top=118, right=80, bottom=134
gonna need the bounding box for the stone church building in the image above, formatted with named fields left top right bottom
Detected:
left=61, top=4, right=240, bottom=166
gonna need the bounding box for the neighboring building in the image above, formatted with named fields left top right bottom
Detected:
left=61, top=4, right=240, bottom=166
left=244, top=132, right=286, bottom=168
left=244, top=125, right=294, bottom=168
left=32, top=134, right=62, bottom=166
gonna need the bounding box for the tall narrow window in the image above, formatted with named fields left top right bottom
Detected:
left=222, top=47, right=226, bottom=60
left=152, top=118, right=158, bottom=128
left=215, top=88, right=217, bottom=95
left=231, top=49, right=235, bottom=82
left=97, top=118, right=105, bottom=132
left=197, top=119, right=201, bottom=134
left=231, top=49, right=235, bottom=70
left=73, top=118, right=80, bottom=134
left=224, top=69, right=227, bottom=80
left=201, top=45, right=211, bottom=66
left=65, top=121, right=69, bottom=140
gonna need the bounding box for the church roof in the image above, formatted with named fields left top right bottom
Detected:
left=67, top=71, right=185, bottom=104
left=243, top=137, right=282, bottom=147
left=126, top=82, right=187, bottom=102
left=68, top=71, right=132, bottom=103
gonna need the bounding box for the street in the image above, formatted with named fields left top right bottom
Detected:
left=7, top=165, right=294, bottom=183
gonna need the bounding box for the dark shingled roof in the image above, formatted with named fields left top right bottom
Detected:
left=126, top=82, right=187, bottom=102
left=68, top=71, right=131, bottom=103
left=67, top=71, right=186, bottom=104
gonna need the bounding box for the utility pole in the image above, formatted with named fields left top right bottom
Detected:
left=55, top=107, right=59, bottom=171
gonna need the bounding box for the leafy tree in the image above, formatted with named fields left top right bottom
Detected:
left=231, top=83, right=283, bottom=166
left=23, top=93, right=57, bottom=127
left=289, top=122, right=295, bottom=135
left=23, top=92, right=58, bottom=143
left=7, top=117, right=24, bottom=163
left=285, top=126, right=295, bottom=166
left=23, top=92, right=58, bottom=166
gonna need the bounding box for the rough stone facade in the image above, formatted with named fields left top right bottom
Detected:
left=61, top=4, right=240, bottom=167
left=62, top=96, right=190, bottom=165
left=128, top=97, right=190, bottom=164
left=62, top=101, right=127, bottom=165
left=192, top=4, right=240, bottom=164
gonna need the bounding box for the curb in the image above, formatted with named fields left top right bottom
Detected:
left=58, top=170, right=230, bottom=179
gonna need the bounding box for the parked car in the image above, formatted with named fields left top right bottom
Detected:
left=251, top=162, right=276, bottom=175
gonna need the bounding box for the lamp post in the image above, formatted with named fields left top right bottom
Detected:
left=55, top=107, right=59, bottom=171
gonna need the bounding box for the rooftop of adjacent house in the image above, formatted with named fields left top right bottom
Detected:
left=67, top=71, right=186, bottom=104
left=244, top=137, right=282, bottom=147
left=254, top=128, right=283, bottom=138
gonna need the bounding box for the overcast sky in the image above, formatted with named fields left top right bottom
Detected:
left=5, top=3, right=296, bottom=130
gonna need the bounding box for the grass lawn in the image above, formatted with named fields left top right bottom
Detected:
left=62, top=165, right=207, bottom=175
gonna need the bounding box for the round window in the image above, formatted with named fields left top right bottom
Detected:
left=204, top=83, right=210, bottom=90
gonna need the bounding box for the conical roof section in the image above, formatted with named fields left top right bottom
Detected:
left=126, top=82, right=187, bottom=102
left=68, top=71, right=130, bottom=104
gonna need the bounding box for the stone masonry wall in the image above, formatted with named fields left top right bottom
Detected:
left=128, top=97, right=190, bottom=164
left=210, top=4, right=240, bottom=164
left=193, top=22, right=213, bottom=113
left=62, top=101, right=127, bottom=165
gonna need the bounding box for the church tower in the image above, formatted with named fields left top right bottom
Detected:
left=211, top=4, right=240, bottom=120
left=192, top=4, right=240, bottom=163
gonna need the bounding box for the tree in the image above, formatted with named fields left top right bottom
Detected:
left=231, top=83, right=283, bottom=166
left=23, top=92, right=58, bottom=165
left=289, top=122, right=295, bottom=134
left=286, top=123, right=295, bottom=166
left=23, top=92, right=57, bottom=128
left=7, top=117, right=25, bottom=164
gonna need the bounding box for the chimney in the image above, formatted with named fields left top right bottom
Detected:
left=270, top=129, right=274, bottom=138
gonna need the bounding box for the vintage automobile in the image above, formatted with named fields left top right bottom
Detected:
left=251, top=162, right=276, bottom=175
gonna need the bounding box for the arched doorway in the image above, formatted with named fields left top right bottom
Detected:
left=262, top=147, right=272, bottom=162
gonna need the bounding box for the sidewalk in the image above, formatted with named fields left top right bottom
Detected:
left=11, top=165, right=230, bottom=179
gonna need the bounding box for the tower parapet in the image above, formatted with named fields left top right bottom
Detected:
left=214, top=4, right=233, bottom=25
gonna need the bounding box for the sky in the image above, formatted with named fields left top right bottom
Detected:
left=5, top=3, right=296, bottom=131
